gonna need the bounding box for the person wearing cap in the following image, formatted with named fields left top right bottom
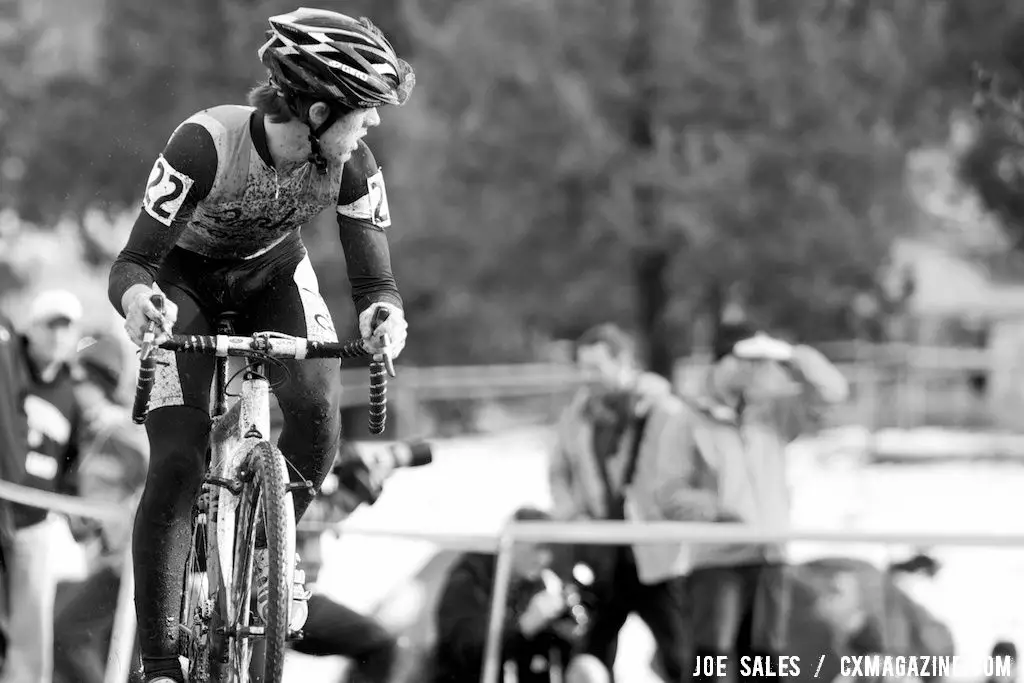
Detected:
left=24, top=290, right=84, bottom=379
left=432, top=507, right=609, bottom=683
left=626, top=321, right=848, bottom=683
left=548, top=323, right=688, bottom=681
left=1, top=291, right=86, bottom=683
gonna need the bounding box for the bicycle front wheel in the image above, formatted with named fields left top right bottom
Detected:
left=226, top=441, right=294, bottom=683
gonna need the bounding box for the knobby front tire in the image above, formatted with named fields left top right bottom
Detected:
left=230, top=441, right=291, bottom=683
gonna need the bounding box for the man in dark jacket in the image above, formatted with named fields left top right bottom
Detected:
left=0, top=310, right=29, bottom=673
left=432, top=507, right=609, bottom=683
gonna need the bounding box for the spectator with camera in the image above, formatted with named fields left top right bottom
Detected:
left=549, top=323, right=689, bottom=681
left=289, top=437, right=433, bottom=683
left=431, top=506, right=609, bottom=683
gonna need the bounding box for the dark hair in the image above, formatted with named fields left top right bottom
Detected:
left=713, top=320, right=757, bottom=362
left=248, top=82, right=357, bottom=126
left=574, top=323, right=635, bottom=360
left=992, top=640, right=1017, bottom=660
left=248, top=83, right=295, bottom=123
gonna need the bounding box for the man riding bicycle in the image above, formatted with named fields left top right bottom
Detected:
left=107, top=8, right=413, bottom=682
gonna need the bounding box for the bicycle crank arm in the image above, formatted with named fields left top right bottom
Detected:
left=218, top=624, right=265, bottom=639
left=214, top=623, right=304, bottom=641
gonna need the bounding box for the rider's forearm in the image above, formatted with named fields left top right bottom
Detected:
left=337, top=220, right=403, bottom=313
left=117, top=283, right=156, bottom=320
left=109, top=257, right=158, bottom=317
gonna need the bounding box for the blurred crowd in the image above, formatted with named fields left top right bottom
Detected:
left=0, top=286, right=1016, bottom=683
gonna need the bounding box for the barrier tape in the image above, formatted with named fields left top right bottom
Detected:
left=0, top=479, right=126, bottom=521
left=305, top=519, right=1024, bottom=548
left=10, top=483, right=1024, bottom=683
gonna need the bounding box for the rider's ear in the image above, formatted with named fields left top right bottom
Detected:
left=307, top=102, right=331, bottom=129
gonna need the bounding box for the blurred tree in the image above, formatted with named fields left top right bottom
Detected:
left=392, top=0, right=985, bottom=371
left=957, top=12, right=1024, bottom=248
left=1, top=0, right=1015, bottom=368
left=0, top=0, right=35, bottom=213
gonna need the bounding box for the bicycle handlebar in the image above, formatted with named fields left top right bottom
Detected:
left=131, top=331, right=393, bottom=434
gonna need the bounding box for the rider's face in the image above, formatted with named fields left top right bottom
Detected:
left=311, top=105, right=381, bottom=164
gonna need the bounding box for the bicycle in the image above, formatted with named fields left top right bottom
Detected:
left=130, top=295, right=394, bottom=683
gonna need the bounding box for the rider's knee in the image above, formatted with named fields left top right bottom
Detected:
left=566, top=654, right=611, bottom=683
left=280, top=369, right=342, bottom=445
left=145, top=406, right=210, bottom=460
left=283, top=361, right=341, bottom=411
left=141, top=407, right=210, bottom=502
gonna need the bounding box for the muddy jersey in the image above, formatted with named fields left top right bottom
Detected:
left=109, top=104, right=401, bottom=315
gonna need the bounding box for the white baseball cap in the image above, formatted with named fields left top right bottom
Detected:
left=29, top=289, right=83, bottom=325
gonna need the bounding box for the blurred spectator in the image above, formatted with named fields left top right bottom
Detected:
left=2, top=290, right=86, bottom=683
left=986, top=640, right=1017, bottom=683
left=73, top=330, right=131, bottom=441
left=548, top=323, right=686, bottom=680
left=294, top=594, right=400, bottom=683
left=289, top=440, right=402, bottom=683
left=0, top=310, right=29, bottom=673
left=62, top=329, right=133, bottom=547
left=629, top=322, right=848, bottom=683
left=431, top=506, right=609, bottom=683
left=802, top=554, right=953, bottom=670
left=53, top=421, right=148, bottom=683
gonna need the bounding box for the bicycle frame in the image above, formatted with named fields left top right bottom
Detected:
left=130, top=296, right=393, bottom=682
left=203, top=349, right=297, bottom=668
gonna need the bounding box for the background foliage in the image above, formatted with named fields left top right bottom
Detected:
left=2, top=0, right=1022, bottom=373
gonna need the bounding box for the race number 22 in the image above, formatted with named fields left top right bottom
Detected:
left=367, top=170, right=391, bottom=228
left=143, top=155, right=195, bottom=227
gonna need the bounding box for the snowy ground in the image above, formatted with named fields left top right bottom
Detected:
left=283, top=426, right=1024, bottom=681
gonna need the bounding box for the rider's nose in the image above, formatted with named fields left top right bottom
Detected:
left=365, top=108, right=381, bottom=128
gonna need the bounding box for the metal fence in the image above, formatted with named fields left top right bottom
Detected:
left=340, top=342, right=1010, bottom=438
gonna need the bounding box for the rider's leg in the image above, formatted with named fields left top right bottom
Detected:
left=244, top=253, right=344, bottom=521
left=240, top=251, right=343, bottom=633
left=273, top=356, right=343, bottom=518
left=133, top=281, right=216, bottom=683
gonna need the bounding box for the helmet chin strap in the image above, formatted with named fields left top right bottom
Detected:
left=276, top=82, right=342, bottom=175
left=304, top=108, right=341, bottom=175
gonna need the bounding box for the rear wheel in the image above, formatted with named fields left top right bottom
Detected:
left=180, top=493, right=214, bottom=682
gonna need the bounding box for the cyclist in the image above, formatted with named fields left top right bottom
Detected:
left=106, top=8, right=413, bottom=683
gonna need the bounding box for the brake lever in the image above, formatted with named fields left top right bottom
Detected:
left=139, top=293, right=166, bottom=361
left=370, top=307, right=396, bottom=378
